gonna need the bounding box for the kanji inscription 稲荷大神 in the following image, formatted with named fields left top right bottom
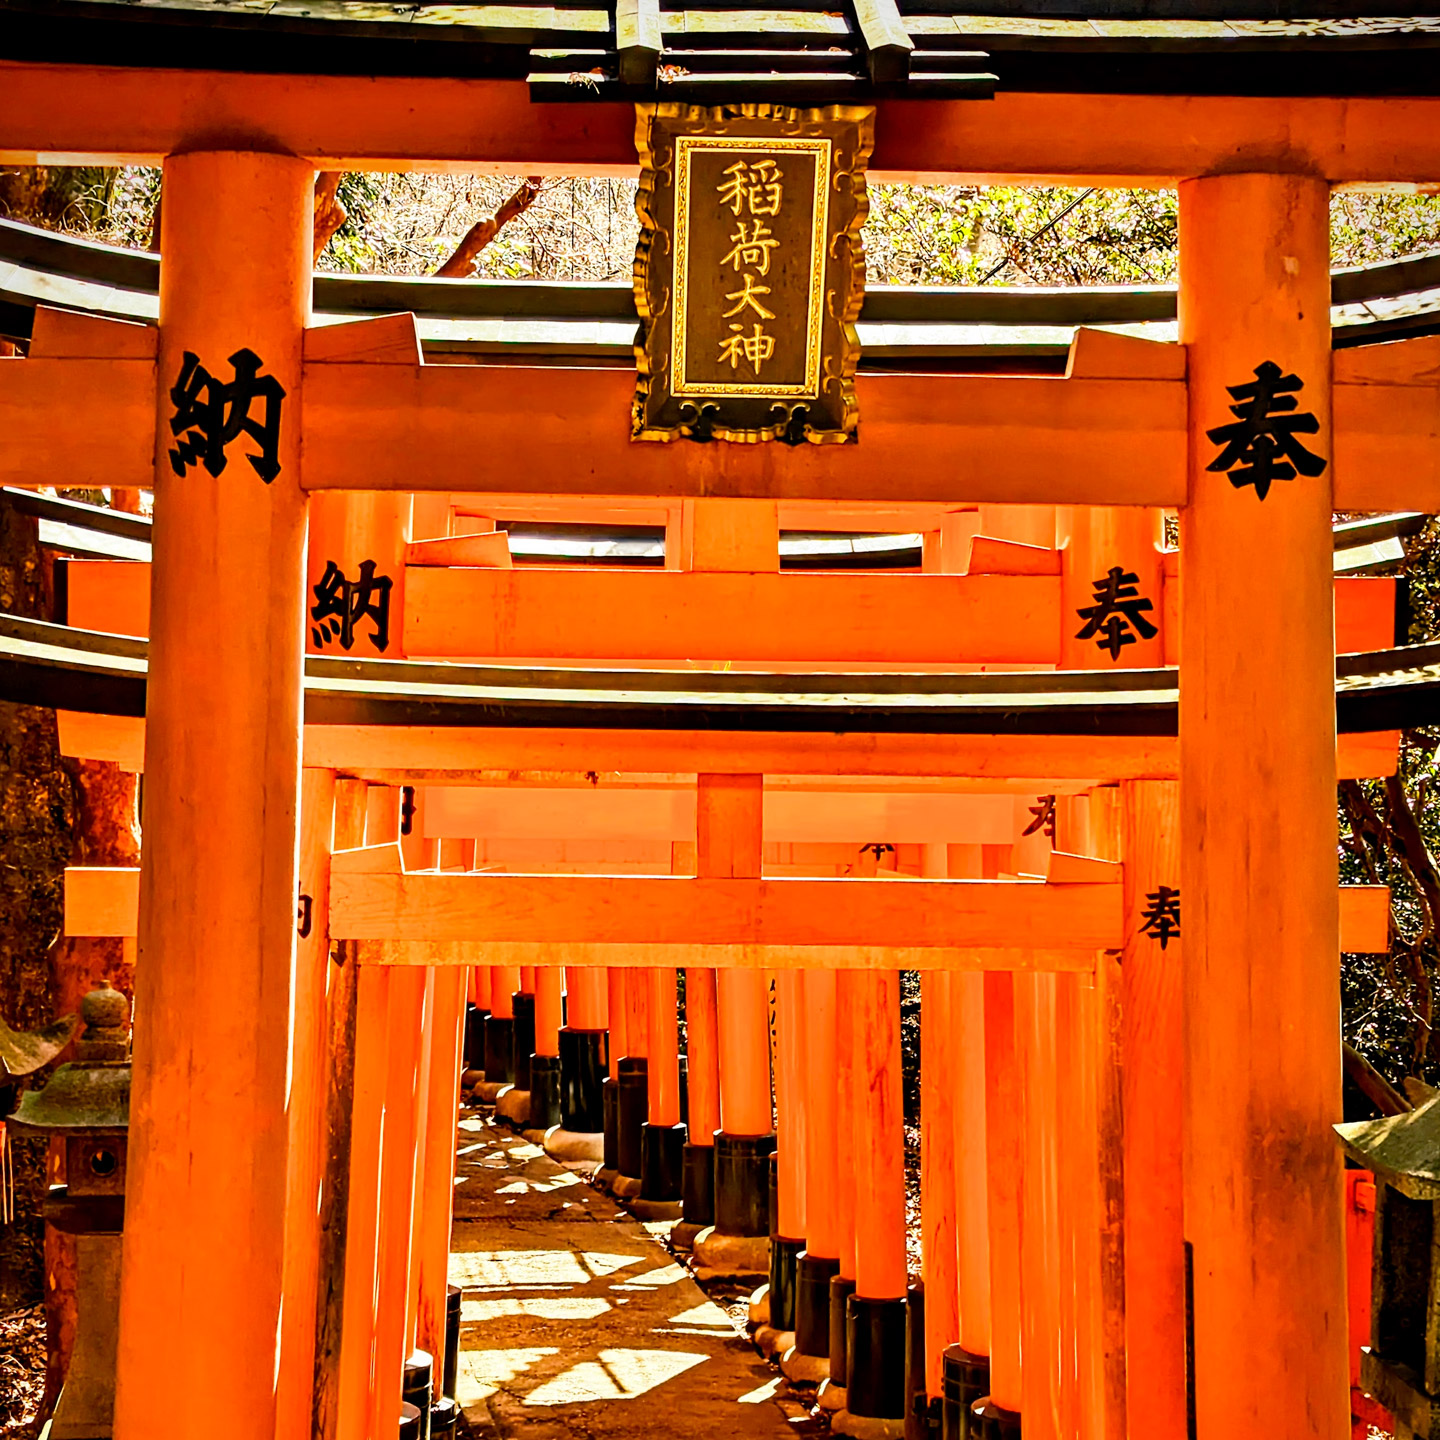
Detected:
left=633, top=103, right=872, bottom=444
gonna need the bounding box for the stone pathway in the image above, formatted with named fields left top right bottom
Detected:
left=451, top=1111, right=803, bottom=1440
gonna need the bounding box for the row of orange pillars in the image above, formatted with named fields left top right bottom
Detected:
left=463, top=829, right=1071, bottom=1440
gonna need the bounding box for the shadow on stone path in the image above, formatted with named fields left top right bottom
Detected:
left=451, top=1110, right=802, bottom=1440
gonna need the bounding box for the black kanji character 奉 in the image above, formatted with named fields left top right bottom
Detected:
left=169, top=348, right=287, bottom=483
left=1022, top=795, right=1056, bottom=841
left=1206, top=360, right=1327, bottom=501
left=1074, top=567, right=1158, bottom=661
left=309, top=559, right=393, bottom=653
left=1139, top=886, right=1181, bottom=950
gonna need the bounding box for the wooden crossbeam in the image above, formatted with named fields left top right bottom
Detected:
left=7, top=66, right=1440, bottom=185
left=54, top=710, right=1402, bottom=783
left=58, top=558, right=1398, bottom=665
left=65, top=857, right=1391, bottom=958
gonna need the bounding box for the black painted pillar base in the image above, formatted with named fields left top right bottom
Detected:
left=483, top=1015, right=515, bottom=1085
left=769, top=1236, right=805, bottom=1332
left=795, top=1252, right=840, bottom=1357
left=463, top=1003, right=489, bottom=1070
left=846, top=1293, right=909, bottom=1420
left=601, top=1075, right=619, bottom=1172
left=640, top=1120, right=685, bottom=1200
left=512, top=992, right=536, bottom=1091
left=942, top=1347, right=990, bottom=1440
left=443, top=1285, right=461, bottom=1400
left=558, top=1027, right=606, bottom=1132
left=970, top=1400, right=1020, bottom=1440
left=681, top=1142, right=715, bottom=1226
left=830, top=1275, right=857, bottom=1387
left=528, top=1054, right=562, bottom=1131
left=616, top=1057, right=648, bottom=1180
left=403, top=1348, right=433, bottom=1429
left=905, top=1281, right=929, bottom=1440
left=713, top=1131, right=776, bottom=1237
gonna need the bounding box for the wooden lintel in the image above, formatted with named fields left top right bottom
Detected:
left=330, top=871, right=1125, bottom=949
left=403, top=568, right=1062, bottom=664
left=0, top=356, right=154, bottom=490
left=53, top=711, right=1402, bottom=784
left=63, top=866, right=1394, bottom=952
left=9, top=67, right=1440, bottom=186
left=299, top=358, right=1187, bottom=505
left=61, top=561, right=1395, bottom=663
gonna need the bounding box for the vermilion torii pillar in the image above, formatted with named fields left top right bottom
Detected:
left=114, top=151, right=311, bottom=1440
left=1179, top=172, right=1347, bottom=1440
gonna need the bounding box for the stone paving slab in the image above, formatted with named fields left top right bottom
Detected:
left=450, top=1111, right=799, bottom=1440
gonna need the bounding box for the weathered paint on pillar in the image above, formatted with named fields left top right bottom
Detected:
left=1179, top=171, right=1345, bottom=1440
left=1120, top=779, right=1185, bottom=1440
left=115, top=151, right=311, bottom=1440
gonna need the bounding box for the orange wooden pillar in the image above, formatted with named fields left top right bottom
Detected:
left=697, top=772, right=774, bottom=1269
left=274, top=767, right=337, bottom=1440
left=600, top=968, right=629, bottom=1179
left=1179, top=172, right=1346, bottom=1440
left=792, top=967, right=840, bottom=1369
left=114, top=151, right=310, bottom=1440
left=940, top=845, right=993, bottom=1430
left=920, top=846, right=959, bottom=1412
left=640, top=966, right=685, bottom=1201
left=770, top=968, right=808, bottom=1333
left=845, top=967, right=910, bottom=1425
left=333, top=785, right=401, bottom=1440
left=980, top=971, right=1024, bottom=1434
left=528, top=966, right=565, bottom=1131
left=413, top=967, right=466, bottom=1400
left=483, top=964, right=519, bottom=1088
left=614, top=965, right=650, bottom=1188
left=513, top=965, right=538, bottom=1093
left=1119, top=779, right=1185, bottom=1440
left=370, top=963, right=426, bottom=1440
left=821, top=968, right=863, bottom=1413
left=678, top=962, right=721, bottom=1238
left=556, top=967, right=607, bottom=1135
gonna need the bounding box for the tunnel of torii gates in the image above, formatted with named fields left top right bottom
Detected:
left=11, top=12, right=1440, bottom=1440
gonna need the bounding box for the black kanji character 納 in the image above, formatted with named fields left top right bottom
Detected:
left=1074, top=567, right=1158, bottom=661
left=1206, top=360, right=1327, bottom=501
left=168, top=348, right=287, bottom=483
left=309, top=559, right=393, bottom=653
left=1022, top=795, right=1056, bottom=841
left=1139, top=885, right=1180, bottom=949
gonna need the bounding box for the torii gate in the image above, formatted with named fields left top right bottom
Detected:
left=9, top=59, right=1440, bottom=1440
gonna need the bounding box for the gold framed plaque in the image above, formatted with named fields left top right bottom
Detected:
left=632, top=102, right=874, bottom=445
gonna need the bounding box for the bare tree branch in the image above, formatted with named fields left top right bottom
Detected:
left=313, top=172, right=347, bottom=262
left=433, top=177, right=543, bottom=279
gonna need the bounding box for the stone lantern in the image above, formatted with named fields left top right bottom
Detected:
left=11, top=980, right=131, bottom=1440
left=1336, top=1093, right=1440, bottom=1439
